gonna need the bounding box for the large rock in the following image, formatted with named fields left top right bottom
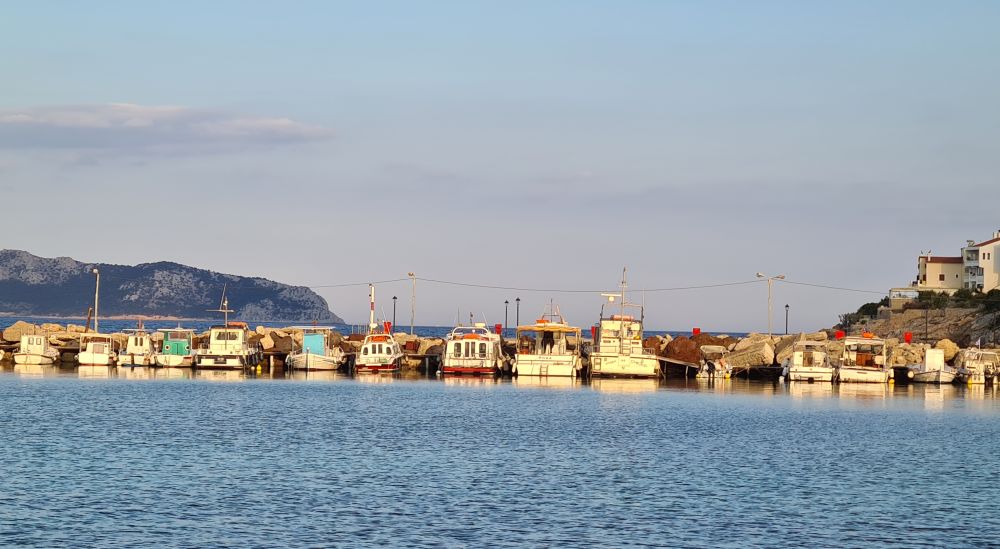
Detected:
left=664, top=336, right=701, bottom=364
left=691, top=333, right=728, bottom=348
left=40, top=323, right=64, bottom=333
left=935, top=339, right=960, bottom=362
left=643, top=336, right=661, bottom=353
left=891, top=343, right=927, bottom=366
left=727, top=340, right=775, bottom=369
left=3, top=321, right=39, bottom=342
left=67, top=324, right=88, bottom=333
left=418, top=337, right=445, bottom=355
left=733, top=333, right=771, bottom=353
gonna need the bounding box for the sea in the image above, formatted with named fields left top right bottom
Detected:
left=1, top=370, right=999, bottom=547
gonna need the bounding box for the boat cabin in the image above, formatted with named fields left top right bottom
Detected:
left=595, top=315, right=646, bottom=356
left=790, top=341, right=828, bottom=367
left=20, top=335, right=50, bottom=355
left=123, top=331, right=153, bottom=356
left=841, top=336, right=887, bottom=369
left=359, top=334, right=402, bottom=364
left=208, top=323, right=250, bottom=353
left=160, top=329, right=194, bottom=357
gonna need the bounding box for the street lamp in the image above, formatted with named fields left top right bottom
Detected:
left=92, top=268, right=100, bottom=333
left=392, top=296, right=397, bottom=331
left=785, top=304, right=789, bottom=335
left=756, top=272, right=785, bottom=338
left=504, top=300, right=509, bottom=337
left=407, top=272, right=416, bottom=335
left=515, top=297, right=520, bottom=327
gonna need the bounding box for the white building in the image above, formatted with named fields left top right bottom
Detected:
left=961, top=231, right=1000, bottom=292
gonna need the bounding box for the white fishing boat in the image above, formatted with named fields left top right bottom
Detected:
left=154, top=328, right=196, bottom=367
left=441, top=323, right=506, bottom=376
left=512, top=304, right=582, bottom=377
left=14, top=334, right=60, bottom=365
left=954, top=348, right=999, bottom=385
left=286, top=327, right=346, bottom=371
left=588, top=269, right=660, bottom=379
left=836, top=335, right=891, bottom=383
left=118, top=329, right=155, bottom=367
left=354, top=284, right=404, bottom=374
left=697, top=345, right=732, bottom=379
left=783, top=340, right=835, bottom=383
left=194, top=290, right=262, bottom=370
left=77, top=333, right=117, bottom=366
left=909, top=348, right=956, bottom=384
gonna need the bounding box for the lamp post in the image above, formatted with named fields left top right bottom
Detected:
left=755, top=272, right=785, bottom=339
left=392, top=296, right=397, bottom=331
left=407, top=272, right=415, bottom=335
left=92, top=268, right=100, bottom=333
left=784, top=304, right=789, bottom=335
left=504, top=300, right=509, bottom=337
left=515, top=297, right=521, bottom=328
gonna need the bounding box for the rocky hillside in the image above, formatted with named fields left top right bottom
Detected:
left=0, top=250, right=343, bottom=322
left=851, top=307, right=1000, bottom=348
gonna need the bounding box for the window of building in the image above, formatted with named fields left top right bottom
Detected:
left=939, top=274, right=945, bottom=281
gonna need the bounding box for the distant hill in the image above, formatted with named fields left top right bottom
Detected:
left=0, top=250, right=343, bottom=322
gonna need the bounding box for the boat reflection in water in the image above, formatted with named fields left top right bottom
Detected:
left=194, top=369, right=244, bottom=382
left=116, top=366, right=155, bottom=380
left=787, top=381, right=835, bottom=400
left=586, top=378, right=659, bottom=394
left=354, top=372, right=399, bottom=384
left=78, top=365, right=115, bottom=379
left=441, top=375, right=498, bottom=387
left=156, top=368, right=194, bottom=380
left=512, top=376, right=578, bottom=390
left=13, top=364, right=62, bottom=378
left=835, top=382, right=890, bottom=402
left=288, top=370, right=343, bottom=383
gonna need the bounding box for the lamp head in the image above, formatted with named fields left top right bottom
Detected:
left=407, top=272, right=415, bottom=277
left=92, top=268, right=99, bottom=275
left=756, top=272, right=764, bottom=278
left=776, top=275, right=786, bottom=280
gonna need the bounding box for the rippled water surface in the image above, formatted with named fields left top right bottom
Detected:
left=2, top=370, right=1000, bottom=548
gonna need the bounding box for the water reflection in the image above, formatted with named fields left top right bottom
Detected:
left=193, top=370, right=244, bottom=382
left=288, top=370, right=344, bottom=382
left=834, top=383, right=890, bottom=402
left=78, top=365, right=115, bottom=379
left=587, top=378, right=660, bottom=393
left=13, top=364, right=62, bottom=378
left=787, top=381, right=835, bottom=400
left=354, top=373, right=400, bottom=384
left=156, top=368, right=195, bottom=380
left=441, top=375, right=499, bottom=387
left=116, top=366, right=155, bottom=380
left=512, top=376, right=578, bottom=390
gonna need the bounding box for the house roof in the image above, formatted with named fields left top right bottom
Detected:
left=974, top=236, right=1000, bottom=248
left=921, top=256, right=962, bottom=264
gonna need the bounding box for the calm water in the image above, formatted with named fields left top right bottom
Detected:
left=2, top=370, right=999, bottom=548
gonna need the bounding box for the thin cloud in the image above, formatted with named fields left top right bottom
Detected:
left=0, top=103, right=331, bottom=152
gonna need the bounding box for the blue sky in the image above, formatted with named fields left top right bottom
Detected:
left=2, top=1, right=998, bottom=331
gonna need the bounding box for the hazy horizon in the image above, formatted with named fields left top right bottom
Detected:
left=2, top=1, right=998, bottom=332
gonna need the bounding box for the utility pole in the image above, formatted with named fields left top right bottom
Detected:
left=784, top=304, right=789, bottom=335
left=756, top=272, right=785, bottom=338
left=408, top=272, right=416, bottom=335
left=92, top=268, right=100, bottom=333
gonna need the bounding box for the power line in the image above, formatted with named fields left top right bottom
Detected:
left=777, top=279, right=886, bottom=295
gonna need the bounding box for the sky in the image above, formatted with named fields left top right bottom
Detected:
left=1, top=1, right=998, bottom=332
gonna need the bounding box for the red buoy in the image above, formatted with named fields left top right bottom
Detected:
left=692, top=327, right=701, bottom=336
left=835, top=330, right=845, bottom=340
left=494, top=323, right=503, bottom=335
left=590, top=325, right=597, bottom=340
left=384, top=321, right=392, bottom=334
left=904, top=332, right=913, bottom=343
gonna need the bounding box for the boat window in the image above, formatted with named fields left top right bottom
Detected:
left=362, top=346, right=369, bottom=356
left=453, top=343, right=461, bottom=357
left=479, top=343, right=487, bottom=357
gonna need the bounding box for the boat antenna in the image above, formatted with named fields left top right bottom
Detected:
left=206, top=283, right=235, bottom=351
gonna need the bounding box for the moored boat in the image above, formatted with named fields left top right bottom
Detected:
left=909, top=348, right=956, bottom=384
left=836, top=334, right=891, bottom=383
left=354, top=284, right=404, bottom=374
left=14, top=334, right=60, bottom=365
left=193, top=290, right=263, bottom=370
left=286, top=327, right=346, bottom=371
left=154, top=328, right=196, bottom=367
left=697, top=345, right=732, bottom=379
left=954, top=348, right=999, bottom=385
left=512, top=304, right=582, bottom=377
left=441, top=323, right=506, bottom=376
left=119, top=329, right=154, bottom=366
left=783, top=340, right=834, bottom=383
left=77, top=333, right=117, bottom=366
left=588, top=269, right=660, bottom=379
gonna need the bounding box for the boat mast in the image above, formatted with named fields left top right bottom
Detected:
left=207, top=284, right=235, bottom=351
left=620, top=267, right=627, bottom=351
left=368, top=284, right=377, bottom=335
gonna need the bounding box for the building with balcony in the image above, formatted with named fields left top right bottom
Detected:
left=960, top=231, right=1000, bottom=292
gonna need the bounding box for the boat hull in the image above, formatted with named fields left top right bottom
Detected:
left=837, top=367, right=890, bottom=383
left=787, top=366, right=835, bottom=383
left=589, top=354, right=660, bottom=378
left=14, top=353, right=58, bottom=366
left=118, top=353, right=153, bottom=367
left=355, top=355, right=403, bottom=374
left=154, top=354, right=194, bottom=368
left=912, top=369, right=956, bottom=384
left=957, top=372, right=986, bottom=385
left=513, top=357, right=579, bottom=377
left=195, top=354, right=257, bottom=370
left=77, top=352, right=115, bottom=366
left=287, top=352, right=343, bottom=371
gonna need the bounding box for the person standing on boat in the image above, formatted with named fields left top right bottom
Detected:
left=541, top=331, right=555, bottom=354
